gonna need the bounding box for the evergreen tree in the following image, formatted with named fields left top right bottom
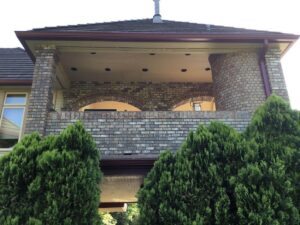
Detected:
left=236, top=95, right=300, bottom=224
left=138, top=122, right=247, bottom=225
left=0, top=122, right=102, bottom=225
left=138, top=95, right=300, bottom=225
left=138, top=151, right=175, bottom=225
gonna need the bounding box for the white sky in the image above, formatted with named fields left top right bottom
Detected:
left=0, top=0, right=299, bottom=109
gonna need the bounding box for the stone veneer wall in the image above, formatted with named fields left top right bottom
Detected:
left=25, top=48, right=56, bottom=134
left=62, top=82, right=213, bottom=111
left=45, top=111, right=251, bottom=156
left=209, top=52, right=266, bottom=111
left=265, top=48, right=289, bottom=101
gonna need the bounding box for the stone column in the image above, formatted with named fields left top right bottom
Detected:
left=265, top=47, right=289, bottom=101
left=209, top=52, right=266, bottom=111
left=25, top=46, right=57, bottom=135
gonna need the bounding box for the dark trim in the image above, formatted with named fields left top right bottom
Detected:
left=100, top=156, right=157, bottom=176
left=0, top=79, right=32, bottom=85
left=99, top=202, right=135, bottom=208
left=259, top=39, right=272, bottom=97
left=16, top=31, right=299, bottom=43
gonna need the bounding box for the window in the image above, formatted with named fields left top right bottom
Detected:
left=193, top=103, right=201, bottom=111
left=0, top=93, right=27, bottom=149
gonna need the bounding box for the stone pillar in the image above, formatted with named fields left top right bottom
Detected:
left=265, top=47, right=289, bottom=101
left=25, top=47, right=57, bottom=135
left=209, top=52, right=266, bottom=111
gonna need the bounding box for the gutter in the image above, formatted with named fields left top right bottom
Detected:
left=259, top=39, right=272, bottom=97
left=0, top=79, right=32, bottom=85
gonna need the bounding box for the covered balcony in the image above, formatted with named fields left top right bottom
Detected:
left=21, top=40, right=279, bottom=157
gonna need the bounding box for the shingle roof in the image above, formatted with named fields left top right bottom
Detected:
left=31, top=19, right=289, bottom=36
left=0, top=48, right=33, bottom=81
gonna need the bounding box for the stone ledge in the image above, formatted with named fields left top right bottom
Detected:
left=48, top=111, right=252, bottom=120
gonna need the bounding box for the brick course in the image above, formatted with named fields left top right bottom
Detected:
left=209, top=52, right=266, bottom=111
left=63, top=82, right=213, bottom=111
left=265, top=48, right=289, bottom=101
left=45, top=111, right=251, bottom=156
left=24, top=47, right=57, bottom=135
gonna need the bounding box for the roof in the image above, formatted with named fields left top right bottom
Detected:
left=30, top=19, right=292, bottom=36
left=0, top=48, right=33, bottom=83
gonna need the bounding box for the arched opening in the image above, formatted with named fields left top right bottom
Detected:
left=79, top=101, right=141, bottom=112
left=172, top=97, right=216, bottom=112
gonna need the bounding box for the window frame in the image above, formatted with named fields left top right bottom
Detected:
left=0, top=92, right=28, bottom=151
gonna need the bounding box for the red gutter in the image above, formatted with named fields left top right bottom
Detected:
left=16, top=31, right=299, bottom=43
left=0, top=79, right=32, bottom=85
left=259, top=39, right=272, bottom=97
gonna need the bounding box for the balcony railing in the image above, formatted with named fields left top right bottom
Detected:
left=46, top=111, right=251, bottom=156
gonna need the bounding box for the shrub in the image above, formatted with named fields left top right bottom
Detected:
left=236, top=95, right=300, bottom=224
left=0, top=122, right=102, bottom=225
left=139, top=122, right=247, bottom=225
left=138, top=95, right=300, bottom=225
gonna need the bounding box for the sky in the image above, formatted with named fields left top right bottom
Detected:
left=0, top=0, right=299, bottom=109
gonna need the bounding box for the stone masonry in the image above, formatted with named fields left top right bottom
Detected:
left=24, top=47, right=57, bottom=135
left=45, top=111, right=251, bottom=156
left=209, top=51, right=266, bottom=111
left=63, top=81, right=213, bottom=111
left=265, top=47, right=289, bottom=101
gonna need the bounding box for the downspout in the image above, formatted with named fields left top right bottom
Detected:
left=259, top=39, right=272, bottom=97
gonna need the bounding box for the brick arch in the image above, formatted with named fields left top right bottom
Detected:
left=71, top=94, right=145, bottom=111
left=170, top=96, right=215, bottom=110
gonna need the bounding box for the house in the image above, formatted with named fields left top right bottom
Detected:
left=0, top=11, right=298, bottom=211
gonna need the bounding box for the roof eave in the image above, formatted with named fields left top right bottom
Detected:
left=15, top=31, right=299, bottom=61
left=16, top=30, right=299, bottom=42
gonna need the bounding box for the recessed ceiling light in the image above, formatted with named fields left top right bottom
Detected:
left=185, top=53, right=191, bottom=56
left=205, top=67, right=211, bottom=71
left=90, top=52, right=96, bottom=55
left=70, top=67, right=78, bottom=71
left=149, top=53, right=156, bottom=56
left=105, top=68, right=111, bottom=71
left=142, top=68, right=149, bottom=72
left=181, top=69, right=187, bottom=72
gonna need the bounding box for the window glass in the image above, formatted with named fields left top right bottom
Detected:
left=0, top=93, right=26, bottom=149
left=193, top=103, right=201, bottom=111
left=0, top=108, right=24, bottom=148
left=5, top=94, right=26, bottom=105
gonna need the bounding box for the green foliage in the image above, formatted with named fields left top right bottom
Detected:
left=139, top=122, right=247, bottom=225
left=138, top=95, right=300, bottom=225
left=110, top=203, right=139, bottom=225
left=237, top=95, right=300, bottom=224
left=138, top=151, right=175, bottom=224
left=101, top=213, right=117, bottom=225
left=0, top=122, right=102, bottom=225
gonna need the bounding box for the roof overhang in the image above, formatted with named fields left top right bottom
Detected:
left=16, top=31, right=299, bottom=62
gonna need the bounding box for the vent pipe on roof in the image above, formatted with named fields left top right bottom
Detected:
left=153, top=0, right=163, bottom=23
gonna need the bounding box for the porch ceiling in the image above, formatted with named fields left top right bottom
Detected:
left=100, top=175, right=144, bottom=203
left=60, top=51, right=212, bottom=82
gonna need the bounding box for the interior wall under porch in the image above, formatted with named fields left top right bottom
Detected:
left=60, top=81, right=214, bottom=112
